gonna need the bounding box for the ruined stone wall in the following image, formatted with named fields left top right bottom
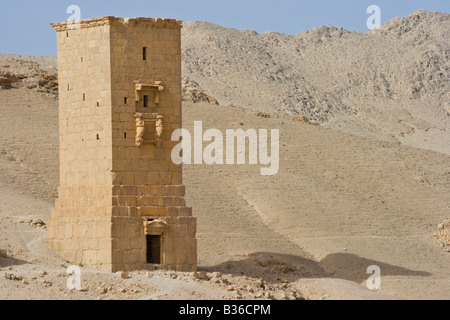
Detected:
left=107, top=18, right=195, bottom=272
left=48, top=17, right=197, bottom=273
left=108, top=18, right=182, bottom=188
left=48, top=19, right=115, bottom=271
left=54, top=19, right=114, bottom=187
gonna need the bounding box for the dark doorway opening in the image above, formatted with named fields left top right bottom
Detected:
left=147, top=235, right=161, bottom=264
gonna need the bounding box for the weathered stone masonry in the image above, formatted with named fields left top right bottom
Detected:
left=47, top=17, right=197, bottom=273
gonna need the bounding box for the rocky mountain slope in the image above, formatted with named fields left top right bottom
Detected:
left=0, top=10, right=449, bottom=300
left=182, top=10, right=450, bottom=154
left=2, top=11, right=449, bottom=156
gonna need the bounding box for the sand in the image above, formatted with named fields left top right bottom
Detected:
left=0, top=9, right=448, bottom=300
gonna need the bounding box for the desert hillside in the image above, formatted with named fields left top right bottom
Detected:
left=1, top=10, right=449, bottom=155
left=182, top=10, right=450, bottom=155
left=0, top=85, right=449, bottom=299
left=0, top=86, right=449, bottom=299
left=0, top=10, right=449, bottom=300
left=2, top=10, right=449, bottom=156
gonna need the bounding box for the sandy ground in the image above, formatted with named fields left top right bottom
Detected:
left=0, top=85, right=448, bottom=300
left=184, top=103, right=450, bottom=300
left=0, top=10, right=449, bottom=299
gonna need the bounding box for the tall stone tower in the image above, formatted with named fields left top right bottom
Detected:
left=48, top=17, right=197, bottom=273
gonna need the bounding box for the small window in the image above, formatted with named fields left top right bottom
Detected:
left=124, top=132, right=127, bottom=139
left=96, top=134, right=100, bottom=140
left=83, top=94, right=85, bottom=101
left=143, top=47, right=147, bottom=61
left=96, top=102, right=100, bottom=107
left=124, top=97, right=128, bottom=105
left=67, top=84, right=70, bottom=91
left=143, top=95, right=149, bottom=108
left=81, top=57, right=83, bottom=62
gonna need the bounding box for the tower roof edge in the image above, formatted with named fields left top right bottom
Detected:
left=51, top=16, right=183, bottom=31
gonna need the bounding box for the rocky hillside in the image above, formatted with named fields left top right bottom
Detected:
left=2, top=10, right=449, bottom=154
left=0, top=55, right=58, bottom=96
left=182, top=10, right=449, bottom=119
left=182, top=10, right=450, bottom=154
left=0, top=10, right=449, bottom=300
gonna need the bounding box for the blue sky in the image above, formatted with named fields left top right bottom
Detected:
left=0, top=0, right=448, bottom=56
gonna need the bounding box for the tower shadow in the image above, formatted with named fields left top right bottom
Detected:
left=319, top=253, right=431, bottom=283
left=0, top=255, right=29, bottom=268
left=202, top=251, right=432, bottom=284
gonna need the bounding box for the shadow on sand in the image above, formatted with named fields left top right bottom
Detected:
left=202, top=252, right=431, bottom=284
left=0, top=250, right=29, bottom=268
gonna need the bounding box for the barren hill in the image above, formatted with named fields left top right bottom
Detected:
left=0, top=10, right=449, bottom=300
left=2, top=10, right=449, bottom=154
left=182, top=10, right=450, bottom=155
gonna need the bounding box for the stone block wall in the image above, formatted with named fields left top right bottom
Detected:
left=48, top=17, right=197, bottom=273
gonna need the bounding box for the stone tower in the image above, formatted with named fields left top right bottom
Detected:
left=48, top=17, right=197, bottom=273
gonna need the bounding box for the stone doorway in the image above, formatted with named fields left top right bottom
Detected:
left=147, top=235, right=161, bottom=264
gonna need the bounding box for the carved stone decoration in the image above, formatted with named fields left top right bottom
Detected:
left=134, top=112, right=164, bottom=147
left=144, top=219, right=169, bottom=236
left=135, top=81, right=164, bottom=105
left=135, top=113, right=145, bottom=147
left=155, top=116, right=163, bottom=146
